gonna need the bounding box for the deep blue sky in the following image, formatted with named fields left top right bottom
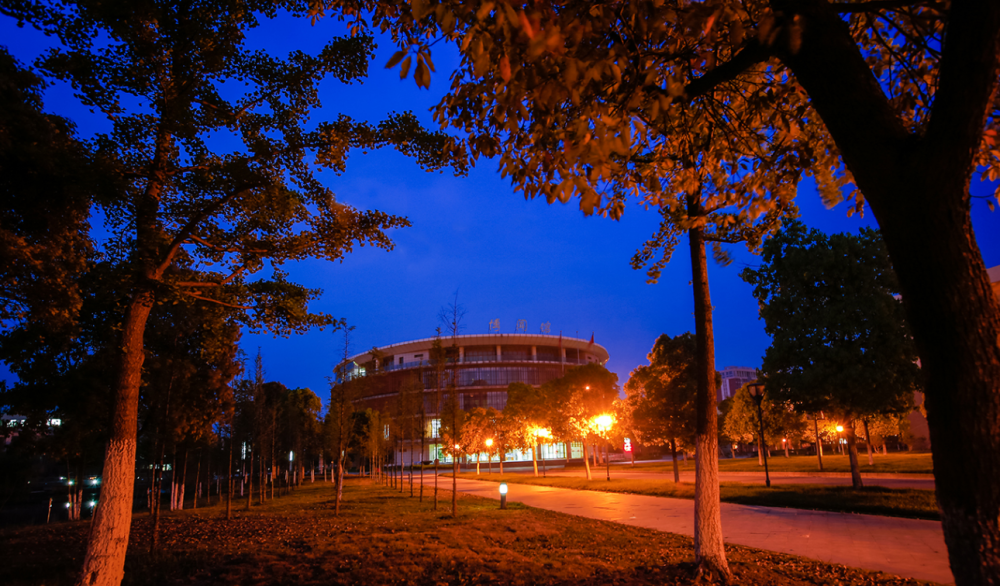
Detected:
left=3, top=12, right=998, bottom=406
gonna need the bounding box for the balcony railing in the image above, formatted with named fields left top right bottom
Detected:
left=379, top=356, right=589, bottom=373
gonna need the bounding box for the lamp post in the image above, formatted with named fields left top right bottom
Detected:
left=534, top=429, right=551, bottom=477
left=595, top=414, right=613, bottom=481
left=485, top=438, right=494, bottom=474
left=499, top=482, right=508, bottom=509
left=836, top=424, right=844, bottom=455
left=746, top=381, right=771, bottom=488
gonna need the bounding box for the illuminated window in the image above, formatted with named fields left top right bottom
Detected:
left=430, top=419, right=441, bottom=438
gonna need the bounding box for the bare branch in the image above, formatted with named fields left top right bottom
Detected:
left=183, top=291, right=254, bottom=310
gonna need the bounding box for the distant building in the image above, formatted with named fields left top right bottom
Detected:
left=719, top=366, right=757, bottom=402
left=336, top=333, right=610, bottom=465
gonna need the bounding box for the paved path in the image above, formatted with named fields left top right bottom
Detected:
left=425, top=476, right=952, bottom=584
left=537, top=469, right=935, bottom=490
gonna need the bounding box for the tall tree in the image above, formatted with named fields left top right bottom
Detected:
left=324, top=1, right=1000, bottom=580
left=622, top=333, right=698, bottom=482
left=742, top=221, right=920, bottom=488
left=0, top=2, right=466, bottom=583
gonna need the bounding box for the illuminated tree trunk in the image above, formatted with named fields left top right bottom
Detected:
left=78, top=290, right=154, bottom=586
left=845, top=421, right=864, bottom=489
left=581, top=438, right=592, bottom=480
left=781, top=2, right=1000, bottom=582
left=451, top=458, right=458, bottom=517
left=688, top=225, right=729, bottom=579
left=531, top=440, right=538, bottom=477
left=814, top=418, right=824, bottom=471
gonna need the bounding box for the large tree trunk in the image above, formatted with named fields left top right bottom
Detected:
left=845, top=421, right=864, bottom=489
left=780, top=3, right=1000, bottom=582
left=531, top=440, right=538, bottom=477
left=688, top=226, right=730, bottom=579
left=78, top=292, right=154, bottom=586
left=581, top=438, right=592, bottom=480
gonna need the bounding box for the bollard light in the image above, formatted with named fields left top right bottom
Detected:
left=499, top=482, right=508, bottom=509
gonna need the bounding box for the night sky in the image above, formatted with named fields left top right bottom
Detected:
left=3, top=12, right=998, bottom=406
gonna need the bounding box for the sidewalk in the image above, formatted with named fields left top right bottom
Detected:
left=426, top=476, right=952, bottom=584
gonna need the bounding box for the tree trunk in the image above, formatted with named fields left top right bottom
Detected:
left=531, top=440, right=538, bottom=477
left=246, top=449, right=253, bottom=510
left=845, top=421, right=864, bottom=489
left=499, top=452, right=504, bottom=475
left=434, top=458, right=438, bottom=510
left=78, top=291, right=154, bottom=586
left=863, top=419, right=875, bottom=466
left=476, top=453, right=480, bottom=475
left=193, top=453, right=201, bottom=509
left=581, top=438, right=592, bottom=480
left=814, top=418, right=824, bottom=471
left=179, top=449, right=188, bottom=510
left=779, top=2, right=1000, bottom=582
left=335, top=455, right=344, bottom=516
left=226, top=426, right=233, bottom=519
left=670, top=438, right=680, bottom=483
left=757, top=435, right=764, bottom=466
left=419, top=430, right=425, bottom=502
left=451, top=459, right=458, bottom=517
left=688, top=226, right=730, bottom=579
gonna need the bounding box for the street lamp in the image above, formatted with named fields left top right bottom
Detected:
left=595, top=414, right=614, bottom=481
left=835, top=424, right=844, bottom=455
left=534, top=428, right=551, bottom=477
left=746, top=381, right=771, bottom=488
left=485, top=438, right=494, bottom=474
left=499, top=482, right=508, bottom=509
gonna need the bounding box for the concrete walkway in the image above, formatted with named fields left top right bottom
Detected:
left=425, top=476, right=952, bottom=584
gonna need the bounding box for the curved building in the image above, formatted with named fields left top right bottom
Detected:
left=338, top=333, right=609, bottom=464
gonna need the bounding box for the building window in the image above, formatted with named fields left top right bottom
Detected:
left=430, top=419, right=441, bottom=438
left=384, top=424, right=390, bottom=439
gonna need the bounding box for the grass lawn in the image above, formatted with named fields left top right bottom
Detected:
left=570, top=452, right=935, bottom=475
left=0, top=480, right=937, bottom=586
left=455, top=473, right=940, bottom=520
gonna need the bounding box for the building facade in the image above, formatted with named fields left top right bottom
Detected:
left=338, top=333, right=609, bottom=465
left=719, top=366, right=757, bottom=402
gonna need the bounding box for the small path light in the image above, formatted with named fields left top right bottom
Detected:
left=499, top=482, right=508, bottom=509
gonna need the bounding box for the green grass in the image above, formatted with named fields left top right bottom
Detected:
left=0, top=480, right=938, bottom=586
left=571, top=452, right=934, bottom=475
left=454, top=473, right=940, bottom=520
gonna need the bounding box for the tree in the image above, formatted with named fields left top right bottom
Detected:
left=544, top=363, right=619, bottom=481
left=622, top=334, right=698, bottom=482
left=462, top=407, right=497, bottom=474
left=721, top=389, right=805, bottom=462
left=0, top=48, right=100, bottom=334
left=742, top=221, right=920, bottom=488
left=331, top=1, right=1000, bottom=580
left=502, top=382, right=546, bottom=476
left=0, top=1, right=467, bottom=582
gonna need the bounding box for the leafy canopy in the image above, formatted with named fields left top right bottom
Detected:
left=740, top=220, right=920, bottom=420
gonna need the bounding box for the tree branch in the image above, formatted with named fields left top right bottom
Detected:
left=923, top=0, right=1000, bottom=176
left=681, top=40, right=774, bottom=101
left=152, top=185, right=258, bottom=280
left=832, top=0, right=940, bottom=14
left=182, top=291, right=253, bottom=310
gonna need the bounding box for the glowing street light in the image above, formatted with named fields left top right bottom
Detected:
left=499, top=482, right=508, bottom=509
left=534, top=428, right=551, bottom=477
left=594, top=414, right=614, bottom=481
left=835, top=424, right=845, bottom=454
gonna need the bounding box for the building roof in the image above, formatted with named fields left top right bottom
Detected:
left=344, top=333, right=609, bottom=365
